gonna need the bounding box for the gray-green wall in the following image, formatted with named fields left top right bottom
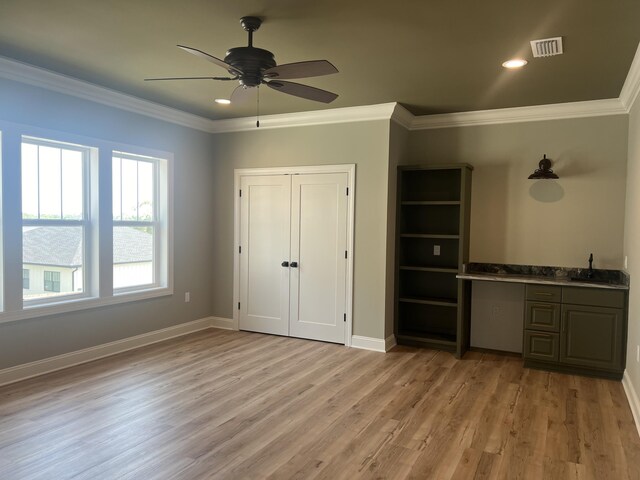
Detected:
left=405, top=116, right=629, bottom=270
left=624, top=93, right=640, bottom=402
left=0, top=79, right=216, bottom=369
left=210, top=121, right=391, bottom=340
left=385, top=121, right=408, bottom=338
left=0, top=75, right=634, bottom=369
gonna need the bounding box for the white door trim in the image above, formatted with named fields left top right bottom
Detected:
left=233, top=164, right=356, bottom=346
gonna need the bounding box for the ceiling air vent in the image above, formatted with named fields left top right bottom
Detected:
left=530, top=37, right=563, bottom=58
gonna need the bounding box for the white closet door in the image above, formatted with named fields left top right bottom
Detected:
left=289, top=173, right=348, bottom=344
left=239, top=175, right=291, bottom=336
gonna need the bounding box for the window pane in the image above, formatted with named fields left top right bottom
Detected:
left=21, top=144, right=39, bottom=219
left=113, top=156, right=122, bottom=220
left=138, top=161, right=154, bottom=221
left=22, top=141, right=85, bottom=220
left=121, top=159, right=138, bottom=220
left=23, top=226, right=84, bottom=300
left=38, top=146, right=62, bottom=219
left=113, top=226, right=154, bottom=289
left=61, top=149, right=83, bottom=220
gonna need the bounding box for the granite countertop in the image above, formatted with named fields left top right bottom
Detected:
left=457, top=263, right=629, bottom=290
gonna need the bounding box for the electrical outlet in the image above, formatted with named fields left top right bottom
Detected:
left=185, top=292, right=190, bottom=303
left=433, top=245, right=441, bottom=256
left=492, top=306, right=500, bottom=320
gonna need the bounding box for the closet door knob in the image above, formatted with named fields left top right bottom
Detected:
left=290, top=262, right=298, bottom=268
left=281, top=261, right=289, bottom=267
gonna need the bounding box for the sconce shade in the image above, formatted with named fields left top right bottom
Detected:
left=528, top=154, right=559, bottom=179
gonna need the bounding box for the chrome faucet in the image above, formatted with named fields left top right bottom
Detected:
left=587, top=253, right=594, bottom=278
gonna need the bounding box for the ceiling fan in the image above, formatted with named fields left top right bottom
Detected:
left=145, top=16, right=339, bottom=105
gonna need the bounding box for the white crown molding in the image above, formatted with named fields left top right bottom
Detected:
left=0, top=51, right=636, bottom=135
left=390, top=103, right=414, bottom=129
left=207, top=103, right=398, bottom=133
left=0, top=56, right=218, bottom=133
left=409, top=98, right=627, bottom=130
left=620, top=43, right=640, bottom=112
left=0, top=55, right=399, bottom=132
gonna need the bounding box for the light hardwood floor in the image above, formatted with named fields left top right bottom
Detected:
left=1, top=329, right=639, bottom=479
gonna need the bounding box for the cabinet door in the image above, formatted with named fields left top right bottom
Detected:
left=289, top=173, right=348, bottom=344
left=239, top=175, right=291, bottom=336
left=560, top=305, right=623, bottom=371
left=524, top=331, right=559, bottom=362
left=525, top=301, right=560, bottom=332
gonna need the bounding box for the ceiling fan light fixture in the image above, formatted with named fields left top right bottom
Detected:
left=214, top=98, right=231, bottom=104
left=145, top=16, right=338, bottom=107
left=502, top=58, right=528, bottom=69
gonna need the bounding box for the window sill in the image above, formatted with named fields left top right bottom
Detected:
left=0, top=287, right=174, bottom=324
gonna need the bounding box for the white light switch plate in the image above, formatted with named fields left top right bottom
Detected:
left=433, top=245, right=441, bottom=256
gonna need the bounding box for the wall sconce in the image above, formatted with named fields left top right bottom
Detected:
left=528, top=154, right=559, bottom=179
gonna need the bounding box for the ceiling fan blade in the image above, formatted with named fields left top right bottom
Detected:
left=177, top=45, right=243, bottom=76
left=265, top=80, right=338, bottom=103
left=263, top=60, right=338, bottom=79
left=144, top=76, right=236, bottom=81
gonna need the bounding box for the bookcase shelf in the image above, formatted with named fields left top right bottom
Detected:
left=394, top=164, right=473, bottom=358
left=400, top=234, right=460, bottom=239
left=399, top=266, right=458, bottom=274
left=401, top=201, right=461, bottom=206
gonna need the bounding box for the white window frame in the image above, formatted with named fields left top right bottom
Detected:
left=21, top=136, right=94, bottom=307
left=0, top=121, right=173, bottom=324
left=0, top=130, right=4, bottom=313
left=112, top=152, right=163, bottom=294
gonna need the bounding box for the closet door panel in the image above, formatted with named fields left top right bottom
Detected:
left=289, top=173, right=347, bottom=343
left=239, top=175, right=291, bottom=336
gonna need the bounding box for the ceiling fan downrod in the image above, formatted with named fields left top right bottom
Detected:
left=240, top=16, right=262, bottom=47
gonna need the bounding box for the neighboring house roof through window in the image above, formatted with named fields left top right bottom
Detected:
left=23, top=226, right=152, bottom=267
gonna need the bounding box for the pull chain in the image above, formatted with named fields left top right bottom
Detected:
left=256, top=86, right=260, bottom=128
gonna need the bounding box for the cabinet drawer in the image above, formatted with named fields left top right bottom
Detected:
left=525, top=301, right=560, bottom=332
left=562, top=287, right=625, bottom=309
left=526, top=284, right=561, bottom=303
left=524, top=331, right=559, bottom=362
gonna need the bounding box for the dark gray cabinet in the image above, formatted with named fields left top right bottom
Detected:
left=524, top=331, right=559, bottom=362
left=560, top=304, right=623, bottom=371
left=525, top=301, right=560, bottom=332
left=394, top=165, right=473, bottom=358
left=523, top=284, right=626, bottom=379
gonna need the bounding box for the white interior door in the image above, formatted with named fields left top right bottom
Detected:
left=289, top=173, right=348, bottom=344
left=239, top=175, right=291, bottom=336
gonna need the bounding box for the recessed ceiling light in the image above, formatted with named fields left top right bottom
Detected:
left=215, top=98, right=231, bottom=105
left=502, top=59, right=528, bottom=69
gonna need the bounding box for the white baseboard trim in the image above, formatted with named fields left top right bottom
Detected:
left=622, top=371, right=640, bottom=438
left=0, top=317, right=214, bottom=387
left=385, top=334, right=397, bottom=352
left=210, top=316, right=236, bottom=330
left=351, top=335, right=387, bottom=352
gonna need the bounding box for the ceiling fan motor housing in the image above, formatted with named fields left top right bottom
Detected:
left=225, top=47, right=276, bottom=87
left=146, top=14, right=338, bottom=103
